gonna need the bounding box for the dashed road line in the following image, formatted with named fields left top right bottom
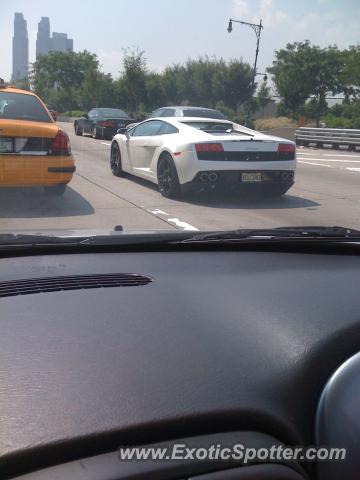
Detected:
left=148, top=208, right=199, bottom=231
left=346, top=168, right=360, bottom=172
left=298, top=161, right=333, bottom=168
left=149, top=209, right=169, bottom=215
left=101, top=142, right=111, bottom=146
left=298, top=152, right=360, bottom=158
left=167, top=218, right=199, bottom=231
left=74, top=171, right=175, bottom=229
left=298, top=158, right=360, bottom=163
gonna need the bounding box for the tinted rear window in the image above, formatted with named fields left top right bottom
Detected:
left=182, top=109, right=225, bottom=119
left=98, top=109, right=129, bottom=118
left=0, top=92, right=51, bottom=123
left=182, top=121, right=233, bottom=132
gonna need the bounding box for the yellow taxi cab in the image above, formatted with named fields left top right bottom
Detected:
left=0, top=81, right=75, bottom=195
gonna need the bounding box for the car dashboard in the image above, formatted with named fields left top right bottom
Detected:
left=1, top=249, right=360, bottom=479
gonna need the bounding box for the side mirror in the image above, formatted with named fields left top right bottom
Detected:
left=83, top=113, right=89, bottom=119
left=117, top=128, right=130, bottom=139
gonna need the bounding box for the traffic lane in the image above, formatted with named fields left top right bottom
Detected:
left=155, top=151, right=360, bottom=230
left=64, top=122, right=360, bottom=231
left=297, top=147, right=360, bottom=170
left=0, top=124, right=174, bottom=232
left=66, top=124, right=199, bottom=230
left=0, top=174, right=174, bottom=231
left=66, top=124, right=360, bottom=230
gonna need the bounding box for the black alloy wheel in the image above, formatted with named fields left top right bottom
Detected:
left=110, top=142, right=126, bottom=177
left=157, top=153, right=181, bottom=199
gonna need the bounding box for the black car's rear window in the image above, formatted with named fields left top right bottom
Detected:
left=0, top=92, right=52, bottom=123
left=98, top=108, right=129, bottom=118
left=182, top=109, right=225, bottom=119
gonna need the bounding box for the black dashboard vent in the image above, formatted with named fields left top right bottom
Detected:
left=0, top=273, right=152, bottom=298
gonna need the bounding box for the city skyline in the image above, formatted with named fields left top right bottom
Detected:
left=36, top=16, right=73, bottom=60
left=3, top=0, right=360, bottom=83
left=12, top=12, right=28, bottom=81
left=11, top=12, right=73, bottom=81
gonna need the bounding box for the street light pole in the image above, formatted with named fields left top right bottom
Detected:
left=227, top=18, right=264, bottom=126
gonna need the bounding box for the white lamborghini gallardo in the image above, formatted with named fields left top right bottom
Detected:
left=110, top=117, right=296, bottom=198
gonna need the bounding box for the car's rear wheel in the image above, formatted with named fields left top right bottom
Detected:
left=44, top=184, right=67, bottom=196
left=74, top=122, right=83, bottom=136
left=92, top=126, right=100, bottom=139
left=157, top=153, right=181, bottom=199
left=110, top=142, right=126, bottom=177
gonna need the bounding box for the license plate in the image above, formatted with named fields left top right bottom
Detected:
left=242, top=172, right=262, bottom=183
left=0, top=138, right=13, bottom=153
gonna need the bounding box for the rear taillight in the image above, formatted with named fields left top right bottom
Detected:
left=49, top=130, right=71, bottom=155
left=195, top=143, right=224, bottom=153
left=98, top=121, right=113, bottom=127
left=278, top=143, right=295, bottom=153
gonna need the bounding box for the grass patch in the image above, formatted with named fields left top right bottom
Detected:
left=255, top=117, right=297, bottom=131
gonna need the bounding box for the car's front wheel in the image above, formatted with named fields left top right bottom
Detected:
left=44, top=184, right=67, bottom=196
left=74, top=122, right=83, bottom=136
left=110, top=142, right=126, bottom=177
left=157, top=153, right=181, bottom=199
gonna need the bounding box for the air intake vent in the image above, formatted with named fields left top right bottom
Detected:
left=0, top=273, right=152, bottom=298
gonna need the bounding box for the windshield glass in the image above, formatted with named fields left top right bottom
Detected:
left=182, top=109, right=225, bottom=119
left=98, top=108, right=129, bottom=118
left=182, top=121, right=234, bottom=132
left=0, top=0, right=359, bottom=237
left=0, top=92, right=51, bottom=123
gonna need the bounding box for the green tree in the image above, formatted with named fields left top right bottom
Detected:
left=145, top=73, right=166, bottom=111
left=120, top=48, right=148, bottom=114
left=268, top=41, right=342, bottom=124
left=79, top=71, right=117, bottom=110
left=160, top=57, right=253, bottom=111
left=255, top=82, right=271, bottom=116
left=338, top=46, right=360, bottom=100
left=211, top=59, right=253, bottom=109
left=30, top=50, right=99, bottom=112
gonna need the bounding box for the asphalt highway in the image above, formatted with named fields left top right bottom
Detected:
left=1, top=121, right=360, bottom=233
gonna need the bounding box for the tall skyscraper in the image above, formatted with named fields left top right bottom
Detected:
left=36, top=17, right=73, bottom=59
left=12, top=12, right=29, bottom=81
left=36, top=17, right=51, bottom=58
left=51, top=32, right=73, bottom=53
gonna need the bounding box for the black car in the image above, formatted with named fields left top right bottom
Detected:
left=148, top=105, right=227, bottom=119
left=74, top=108, right=134, bottom=139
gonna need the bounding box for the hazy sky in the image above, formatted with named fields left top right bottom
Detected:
left=1, top=0, right=359, bottom=81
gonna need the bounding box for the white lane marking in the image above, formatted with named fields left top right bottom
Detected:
left=298, top=152, right=360, bottom=158
left=101, top=142, right=111, bottom=146
left=148, top=208, right=198, bottom=230
left=149, top=209, right=169, bottom=216
left=298, top=161, right=333, bottom=168
left=298, top=158, right=360, bottom=163
left=346, top=168, right=360, bottom=172
left=167, top=218, right=199, bottom=231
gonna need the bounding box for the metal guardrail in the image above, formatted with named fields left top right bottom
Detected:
left=295, top=127, right=360, bottom=150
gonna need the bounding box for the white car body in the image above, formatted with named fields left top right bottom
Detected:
left=111, top=117, right=296, bottom=194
